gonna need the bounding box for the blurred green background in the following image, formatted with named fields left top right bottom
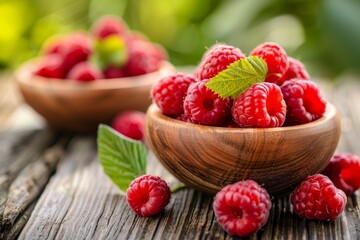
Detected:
left=1, top=0, right=360, bottom=79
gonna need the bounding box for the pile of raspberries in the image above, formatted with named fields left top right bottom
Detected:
left=152, top=42, right=326, bottom=127
left=34, top=15, right=167, bottom=82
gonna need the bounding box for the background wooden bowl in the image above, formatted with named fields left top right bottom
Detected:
left=15, top=60, right=174, bottom=133
left=146, top=103, right=341, bottom=195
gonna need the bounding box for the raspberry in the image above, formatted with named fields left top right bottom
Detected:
left=231, top=82, right=286, bottom=128
left=103, top=66, right=127, bottom=79
left=283, top=57, right=310, bottom=81
left=126, top=175, right=171, bottom=217
left=67, top=62, right=103, bottom=82
left=92, top=15, right=129, bottom=39
left=151, top=73, right=197, bottom=117
left=34, top=54, right=65, bottom=79
left=195, top=44, right=245, bottom=81
left=281, top=80, right=326, bottom=126
left=250, top=42, right=288, bottom=85
left=291, top=174, right=347, bottom=220
left=59, top=33, right=93, bottom=73
left=42, top=36, right=66, bottom=56
left=184, top=80, right=231, bottom=125
left=111, top=111, right=146, bottom=141
left=213, top=180, right=271, bottom=237
left=322, top=153, right=360, bottom=195
left=125, top=40, right=167, bottom=76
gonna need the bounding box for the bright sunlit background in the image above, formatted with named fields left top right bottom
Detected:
left=1, top=0, right=360, bottom=80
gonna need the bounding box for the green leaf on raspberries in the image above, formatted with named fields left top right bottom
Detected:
left=205, top=56, right=268, bottom=99
left=92, top=35, right=128, bottom=69
left=97, top=124, right=147, bottom=193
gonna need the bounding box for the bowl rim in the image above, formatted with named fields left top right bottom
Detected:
left=14, top=59, right=174, bottom=92
left=147, top=102, right=338, bottom=133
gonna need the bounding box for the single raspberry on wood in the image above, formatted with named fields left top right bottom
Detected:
left=126, top=175, right=171, bottom=217
left=290, top=174, right=347, bottom=220
left=250, top=42, right=288, bottom=85
left=184, top=80, right=232, bottom=126
left=151, top=73, right=197, bottom=117
left=281, top=80, right=326, bottom=125
left=231, top=82, right=286, bottom=128
left=111, top=111, right=146, bottom=141
left=322, top=153, right=360, bottom=195
left=282, top=57, right=310, bottom=81
left=213, top=180, right=271, bottom=237
left=194, top=43, right=245, bottom=81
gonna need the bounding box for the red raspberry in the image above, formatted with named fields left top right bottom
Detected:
left=42, top=36, right=66, bottom=56
left=250, top=42, right=288, bottom=85
left=195, top=44, right=245, bottom=80
left=59, top=33, right=93, bottom=73
left=92, top=15, right=129, bottom=39
left=184, top=80, right=231, bottom=125
left=283, top=57, right=310, bottom=81
left=281, top=80, right=326, bottom=126
left=213, top=180, right=271, bottom=237
left=67, top=62, right=103, bottom=82
left=151, top=73, right=196, bottom=117
left=103, top=66, right=127, bottom=79
left=111, top=111, right=146, bottom=141
left=34, top=54, right=65, bottom=79
left=231, top=82, right=286, bottom=128
left=125, top=40, right=167, bottom=76
left=126, top=175, right=171, bottom=217
left=322, top=153, right=360, bottom=195
left=291, top=174, right=347, bottom=220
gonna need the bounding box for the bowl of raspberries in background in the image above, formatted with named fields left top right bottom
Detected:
left=146, top=42, right=341, bottom=196
left=14, top=15, right=174, bottom=133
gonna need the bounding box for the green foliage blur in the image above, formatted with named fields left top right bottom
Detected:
left=0, top=0, right=359, bottom=79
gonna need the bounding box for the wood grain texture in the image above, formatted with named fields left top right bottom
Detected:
left=14, top=60, right=174, bottom=133
left=16, top=138, right=360, bottom=240
left=1, top=77, right=360, bottom=239
left=146, top=103, right=341, bottom=195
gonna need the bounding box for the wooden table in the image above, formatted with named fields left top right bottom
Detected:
left=0, top=74, right=359, bottom=239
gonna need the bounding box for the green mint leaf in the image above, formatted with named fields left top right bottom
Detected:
left=93, top=35, right=128, bottom=69
left=97, top=124, right=147, bottom=193
left=205, top=56, right=268, bottom=99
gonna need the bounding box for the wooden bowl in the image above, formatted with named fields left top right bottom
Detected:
left=146, top=103, right=341, bottom=195
left=14, top=60, right=174, bottom=133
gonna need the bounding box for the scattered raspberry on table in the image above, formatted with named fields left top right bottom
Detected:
left=322, top=153, right=360, bottom=195
left=291, top=174, right=347, bottom=220
left=126, top=175, right=171, bottom=217
left=213, top=180, right=271, bottom=237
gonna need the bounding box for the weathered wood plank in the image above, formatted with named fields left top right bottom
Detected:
left=17, top=138, right=360, bottom=239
